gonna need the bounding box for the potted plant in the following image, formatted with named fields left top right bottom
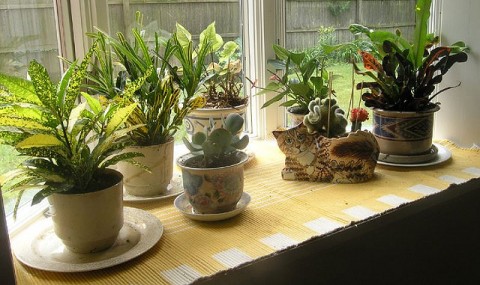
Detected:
left=272, top=96, right=379, bottom=183
left=251, top=44, right=330, bottom=126
left=185, top=33, right=248, bottom=136
left=0, top=44, right=143, bottom=253
left=177, top=113, right=249, bottom=214
left=349, top=0, right=468, bottom=157
left=87, top=14, right=205, bottom=197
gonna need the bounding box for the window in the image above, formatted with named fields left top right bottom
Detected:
left=0, top=0, right=448, bottom=225
left=0, top=0, right=62, bottom=220
left=0, top=0, right=245, bottom=224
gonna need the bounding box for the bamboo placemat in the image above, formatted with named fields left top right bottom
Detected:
left=12, top=140, right=480, bottom=285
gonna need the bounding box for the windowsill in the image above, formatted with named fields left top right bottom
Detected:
left=9, top=139, right=480, bottom=284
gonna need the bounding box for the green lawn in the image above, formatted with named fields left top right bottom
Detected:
left=329, top=63, right=373, bottom=127
left=0, top=145, right=26, bottom=211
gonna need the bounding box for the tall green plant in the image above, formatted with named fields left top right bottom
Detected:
left=349, top=0, right=468, bottom=111
left=0, top=42, right=144, bottom=217
left=171, top=22, right=223, bottom=104
left=255, top=44, right=330, bottom=114
left=87, top=12, right=205, bottom=146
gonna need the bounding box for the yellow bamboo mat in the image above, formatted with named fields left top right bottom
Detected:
left=12, top=140, right=480, bottom=285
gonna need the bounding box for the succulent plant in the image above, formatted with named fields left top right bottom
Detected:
left=303, top=98, right=347, bottom=137
left=183, top=113, right=249, bottom=168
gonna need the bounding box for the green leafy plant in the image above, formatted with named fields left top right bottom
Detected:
left=0, top=43, right=143, bottom=217
left=171, top=21, right=223, bottom=107
left=350, top=0, right=468, bottom=111
left=87, top=12, right=205, bottom=146
left=254, top=44, right=330, bottom=114
left=182, top=113, right=249, bottom=168
left=202, top=39, right=248, bottom=108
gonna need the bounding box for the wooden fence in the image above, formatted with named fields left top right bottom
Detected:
left=0, top=0, right=60, bottom=78
left=0, top=0, right=416, bottom=78
left=107, top=0, right=241, bottom=42
left=286, top=0, right=416, bottom=50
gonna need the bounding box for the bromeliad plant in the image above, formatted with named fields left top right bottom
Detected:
left=0, top=43, right=143, bottom=217
left=350, top=0, right=468, bottom=112
left=182, top=113, right=249, bottom=168
left=254, top=44, right=330, bottom=114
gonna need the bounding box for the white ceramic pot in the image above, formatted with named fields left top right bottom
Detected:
left=372, top=106, right=440, bottom=155
left=117, top=139, right=174, bottom=197
left=47, top=169, right=123, bottom=254
left=177, top=151, right=248, bottom=214
left=184, top=105, right=247, bottom=136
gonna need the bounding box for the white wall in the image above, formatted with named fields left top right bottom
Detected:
left=435, top=0, right=480, bottom=147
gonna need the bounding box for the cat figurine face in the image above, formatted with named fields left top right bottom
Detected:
left=273, top=123, right=379, bottom=183
left=273, top=123, right=316, bottom=156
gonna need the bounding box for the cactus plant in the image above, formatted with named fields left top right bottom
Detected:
left=303, top=98, right=348, bottom=137
left=182, top=113, right=249, bottom=168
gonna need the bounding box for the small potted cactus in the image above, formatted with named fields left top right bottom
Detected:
left=177, top=113, right=249, bottom=214
left=273, top=98, right=379, bottom=183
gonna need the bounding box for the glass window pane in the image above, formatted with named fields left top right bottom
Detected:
left=284, top=0, right=417, bottom=127
left=0, top=0, right=61, bottom=216
left=0, top=0, right=61, bottom=80
left=105, top=1, right=245, bottom=137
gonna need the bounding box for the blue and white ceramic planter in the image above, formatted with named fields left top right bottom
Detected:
left=372, top=106, right=440, bottom=155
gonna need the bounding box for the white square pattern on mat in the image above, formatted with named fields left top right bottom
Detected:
left=304, top=217, right=345, bottom=235
left=408, top=184, right=440, bottom=196
left=260, top=233, right=299, bottom=250
left=463, top=167, right=480, bottom=177
left=377, top=194, right=412, bottom=207
left=439, top=175, right=467, bottom=184
left=161, top=265, right=202, bottom=285
left=212, top=248, right=253, bottom=268
left=342, top=205, right=377, bottom=220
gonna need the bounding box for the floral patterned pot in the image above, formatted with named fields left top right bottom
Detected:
left=177, top=151, right=248, bottom=214
left=183, top=105, right=247, bottom=136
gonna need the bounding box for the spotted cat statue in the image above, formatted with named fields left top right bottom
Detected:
left=273, top=123, right=379, bottom=183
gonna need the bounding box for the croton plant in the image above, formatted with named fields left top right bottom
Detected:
left=351, top=0, right=468, bottom=112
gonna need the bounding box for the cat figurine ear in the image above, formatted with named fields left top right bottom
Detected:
left=273, top=124, right=379, bottom=183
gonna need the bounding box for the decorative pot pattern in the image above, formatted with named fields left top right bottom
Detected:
left=117, top=139, right=174, bottom=196
left=273, top=123, right=379, bottom=183
left=372, top=106, right=439, bottom=155
left=184, top=105, right=247, bottom=136
left=177, top=151, right=248, bottom=214
left=47, top=169, right=123, bottom=253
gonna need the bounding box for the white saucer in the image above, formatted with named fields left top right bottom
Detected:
left=123, top=175, right=183, bottom=202
left=377, top=143, right=452, bottom=167
left=13, top=207, right=163, bottom=272
left=174, top=192, right=251, bottom=222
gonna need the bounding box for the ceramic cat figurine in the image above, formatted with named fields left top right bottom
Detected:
left=273, top=123, right=379, bottom=183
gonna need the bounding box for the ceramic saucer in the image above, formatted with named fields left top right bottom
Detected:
left=123, top=175, right=183, bottom=202
left=13, top=207, right=163, bottom=272
left=377, top=143, right=452, bottom=167
left=174, top=192, right=251, bottom=222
